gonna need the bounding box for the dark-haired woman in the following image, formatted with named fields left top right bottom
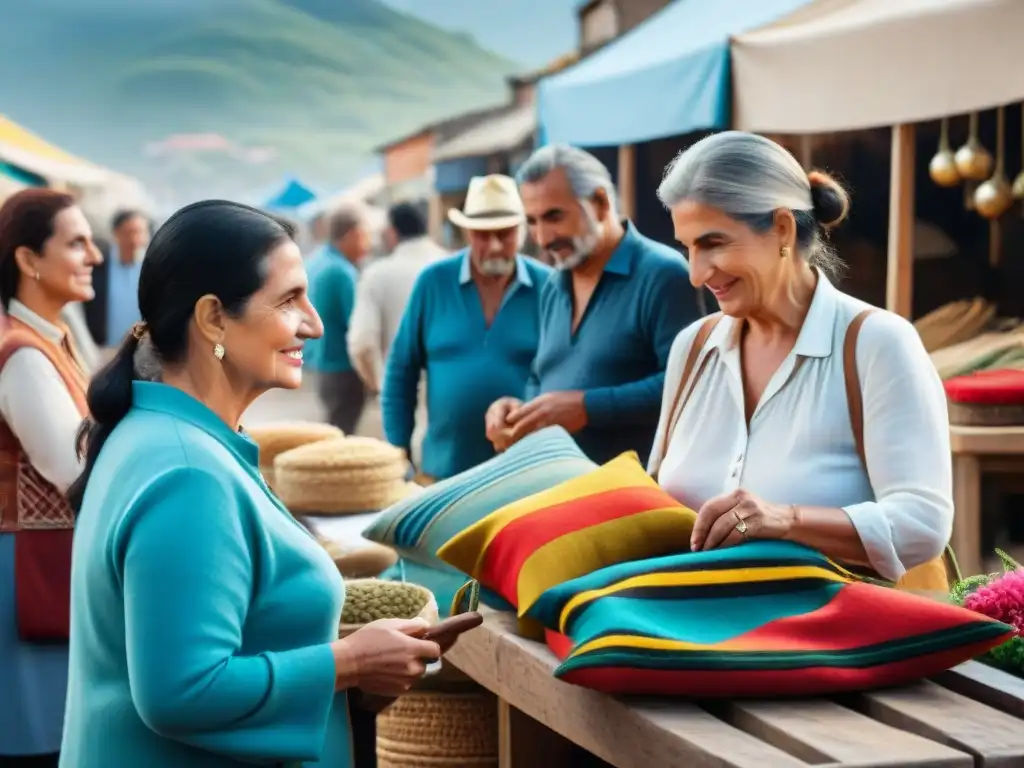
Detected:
left=648, top=132, right=953, bottom=588
left=0, top=189, right=101, bottom=766
left=60, top=200, right=444, bottom=768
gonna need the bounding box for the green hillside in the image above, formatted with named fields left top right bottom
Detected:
left=0, top=0, right=522, bottom=201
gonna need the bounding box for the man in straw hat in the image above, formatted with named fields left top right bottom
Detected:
left=486, top=145, right=704, bottom=466
left=381, top=174, right=551, bottom=482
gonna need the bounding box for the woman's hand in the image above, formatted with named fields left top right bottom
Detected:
left=690, top=489, right=796, bottom=552
left=485, top=397, right=521, bottom=452
left=331, top=618, right=440, bottom=697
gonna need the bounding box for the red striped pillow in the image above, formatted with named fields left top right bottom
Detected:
left=437, top=452, right=698, bottom=628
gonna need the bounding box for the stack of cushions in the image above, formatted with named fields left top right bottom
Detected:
left=431, top=451, right=1012, bottom=696
left=944, top=369, right=1024, bottom=426
left=244, top=421, right=343, bottom=489
left=275, top=437, right=418, bottom=515
left=438, top=451, right=698, bottom=636
left=526, top=542, right=1013, bottom=697
left=363, top=426, right=597, bottom=614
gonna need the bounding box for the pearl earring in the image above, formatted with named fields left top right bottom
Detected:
left=34, top=272, right=40, bottom=281
left=213, top=343, right=225, bottom=361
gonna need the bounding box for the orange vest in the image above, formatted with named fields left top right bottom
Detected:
left=0, top=316, right=88, bottom=533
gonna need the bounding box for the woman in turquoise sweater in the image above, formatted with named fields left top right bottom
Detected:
left=60, top=201, right=441, bottom=768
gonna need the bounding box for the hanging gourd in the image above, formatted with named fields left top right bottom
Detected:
left=929, top=117, right=960, bottom=187
left=955, top=112, right=994, bottom=181
left=974, top=105, right=1013, bottom=220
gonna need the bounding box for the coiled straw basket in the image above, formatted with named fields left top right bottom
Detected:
left=376, top=689, right=499, bottom=768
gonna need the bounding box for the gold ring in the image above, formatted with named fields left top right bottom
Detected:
left=734, top=510, right=748, bottom=537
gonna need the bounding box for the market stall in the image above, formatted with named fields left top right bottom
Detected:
left=448, top=609, right=1024, bottom=767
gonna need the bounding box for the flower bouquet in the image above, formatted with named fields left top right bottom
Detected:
left=950, top=549, right=1024, bottom=676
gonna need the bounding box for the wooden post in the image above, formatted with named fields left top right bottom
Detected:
left=886, top=124, right=915, bottom=318
left=618, top=144, right=636, bottom=221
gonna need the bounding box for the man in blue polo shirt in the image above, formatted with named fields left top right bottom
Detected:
left=486, top=145, right=703, bottom=465
left=381, top=175, right=551, bottom=481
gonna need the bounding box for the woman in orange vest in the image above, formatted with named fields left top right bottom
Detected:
left=0, top=188, right=102, bottom=767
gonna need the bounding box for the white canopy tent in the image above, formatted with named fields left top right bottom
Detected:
left=731, top=0, right=1024, bottom=133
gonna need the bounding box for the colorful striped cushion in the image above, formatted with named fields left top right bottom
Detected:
left=526, top=541, right=1013, bottom=697
left=362, top=426, right=596, bottom=572
left=437, top=452, right=698, bottom=624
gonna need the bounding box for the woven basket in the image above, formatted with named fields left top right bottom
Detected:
left=376, top=690, right=499, bottom=768
left=321, top=538, right=399, bottom=579
left=339, top=579, right=439, bottom=637
left=245, top=421, right=343, bottom=489
left=274, top=437, right=417, bottom=514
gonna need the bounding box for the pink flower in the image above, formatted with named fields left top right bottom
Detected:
left=964, top=569, right=1024, bottom=635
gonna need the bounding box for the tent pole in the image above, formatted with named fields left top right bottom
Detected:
left=618, top=144, right=636, bottom=221
left=886, top=124, right=915, bottom=318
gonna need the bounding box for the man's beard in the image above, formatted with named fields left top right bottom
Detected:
left=479, top=257, right=516, bottom=277
left=546, top=204, right=603, bottom=272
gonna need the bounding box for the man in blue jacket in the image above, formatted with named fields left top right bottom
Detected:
left=486, top=145, right=703, bottom=466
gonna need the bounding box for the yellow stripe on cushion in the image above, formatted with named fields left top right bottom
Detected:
left=438, top=451, right=647, bottom=576
left=559, top=565, right=849, bottom=633
left=516, top=507, right=695, bottom=618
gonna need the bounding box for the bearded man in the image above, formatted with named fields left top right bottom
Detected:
left=485, top=145, right=702, bottom=465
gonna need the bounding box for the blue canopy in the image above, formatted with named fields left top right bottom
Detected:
left=538, top=0, right=813, bottom=147
left=263, top=178, right=317, bottom=212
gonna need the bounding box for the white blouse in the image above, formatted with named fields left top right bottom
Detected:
left=0, top=300, right=85, bottom=492
left=648, top=274, right=953, bottom=581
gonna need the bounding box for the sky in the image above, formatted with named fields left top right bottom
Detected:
left=378, top=0, right=579, bottom=68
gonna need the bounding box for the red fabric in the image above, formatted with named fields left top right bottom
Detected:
left=944, top=369, right=1024, bottom=405
left=479, top=485, right=680, bottom=606
left=15, top=529, right=73, bottom=641
left=550, top=639, right=1008, bottom=697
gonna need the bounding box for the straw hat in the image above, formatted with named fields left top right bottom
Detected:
left=274, top=437, right=420, bottom=515
left=447, top=174, right=525, bottom=231
left=245, top=421, right=344, bottom=489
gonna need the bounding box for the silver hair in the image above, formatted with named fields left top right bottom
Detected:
left=327, top=202, right=367, bottom=243
left=657, top=131, right=849, bottom=278
left=516, top=144, right=618, bottom=216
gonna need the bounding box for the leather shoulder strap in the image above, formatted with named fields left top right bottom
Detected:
left=652, top=313, right=722, bottom=479
left=844, top=308, right=878, bottom=467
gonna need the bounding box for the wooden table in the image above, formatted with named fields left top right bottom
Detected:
left=950, top=425, right=1024, bottom=577
left=447, top=611, right=1024, bottom=768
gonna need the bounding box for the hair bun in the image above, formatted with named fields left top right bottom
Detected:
left=807, top=170, right=850, bottom=230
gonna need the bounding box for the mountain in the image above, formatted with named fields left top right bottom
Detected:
left=378, top=0, right=579, bottom=68
left=0, top=0, right=523, bottom=204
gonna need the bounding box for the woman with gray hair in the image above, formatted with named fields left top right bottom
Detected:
left=648, top=131, right=952, bottom=589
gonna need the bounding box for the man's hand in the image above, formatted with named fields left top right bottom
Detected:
left=485, top=397, right=522, bottom=452
left=506, top=391, right=588, bottom=445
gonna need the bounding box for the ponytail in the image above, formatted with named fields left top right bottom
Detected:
left=67, top=332, right=141, bottom=513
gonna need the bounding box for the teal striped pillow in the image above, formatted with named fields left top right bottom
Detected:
left=362, top=426, right=596, bottom=571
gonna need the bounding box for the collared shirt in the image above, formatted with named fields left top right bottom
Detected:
left=0, top=300, right=84, bottom=491
left=105, top=244, right=143, bottom=345
left=347, top=235, right=448, bottom=391
left=528, top=221, right=701, bottom=465
left=305, top=245, right=360, bottom=374
left=62, top=382, right=352, bottom=767
left=649, top=273, right=953, bottom=582
left=381, top=251, right=551, bottom=479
